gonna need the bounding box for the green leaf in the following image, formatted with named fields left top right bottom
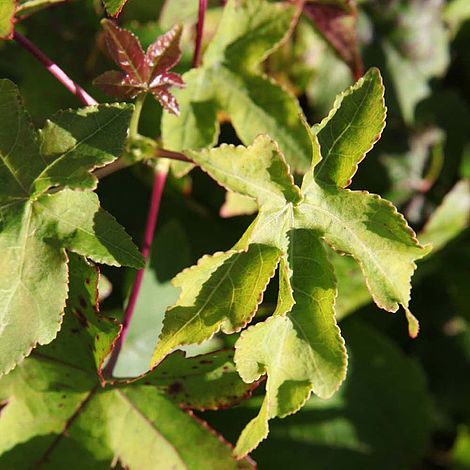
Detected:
left=0, top=0, right=15, bottom=39
left=147, top=350, right=258, bottom=411
left=0, top=257, right=254, bottom=468
left=234, top=229, right=346, bottom=456
left=15, top=0, right=68, bottom=18
left=162, top=0, right=313, bottom=173
left=0, top=80, right=142, bottom=376
left=210, top=320, right=432, bottom=469
left=35, top=104, right=133, bottom=193
left=151, top=243, right=282, bottom=367
left=64, top=254, right=121, bottom=382
left=154, top=68, right=429, bottom=456
left=313, top=68, right=386, bottom=188
left=102, top=0, right=127, bottom=17
left=36, top=189, right=144, bottom=268
left=220, top=191, right=258, bottom=218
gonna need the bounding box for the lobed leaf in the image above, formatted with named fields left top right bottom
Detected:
left=155, top=67, right=430, bottom=456
left=95, top=21, right=184, bottom=115
left=0, top=80, right=142, bottom=376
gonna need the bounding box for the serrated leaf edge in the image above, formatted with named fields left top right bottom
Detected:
left=312, top=67, right=387, bottom=188
left=152, top=247, right=281, bottom=368
left=0, top=249, right=70, bottom=377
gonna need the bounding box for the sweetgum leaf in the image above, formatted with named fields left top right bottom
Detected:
left=94, top=21, right=184, bottom=115
left=0, top=0, right=15, bottom=39
left=0, top=79, right=143, bottom=376
left=161, top=0, right=313, bottom=174
left=153, top=68, right=430, bottom=456
left=0, top=256, right=254, bottom=468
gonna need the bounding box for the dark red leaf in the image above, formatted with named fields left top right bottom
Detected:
left=101, top=19, right=148, bottom=83
left=303, top=0, right=363, bottom=80
left=151, top=87, right=180, bottom=115
left=149, top=72, right=185, bottom=88
left=95, top=21, right=184, bottom=114
left=146, top=24, right=183, bottom=82
left=93, top=70, right=142, bottom=98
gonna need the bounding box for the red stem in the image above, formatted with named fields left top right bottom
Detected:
left=192, top=0, right=208, bottom=68
left=104, top=169, right=168, bottom=376
left=14, top=31, right=97, bottom=106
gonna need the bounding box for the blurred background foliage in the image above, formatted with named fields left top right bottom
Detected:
left=1, top=0, right=469, bottom=468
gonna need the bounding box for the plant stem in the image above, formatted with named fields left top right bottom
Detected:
left=156, top=147, right=192, bottom=163
left=193, top=0, right=208, bottom=68
left=129, top=94, right=147, bottom=139
left=13, top=31, right=97, bottom=106
left=103, top=166, right=168, bottom=377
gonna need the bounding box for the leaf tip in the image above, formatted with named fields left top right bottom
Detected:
left=404, top=307, right=420, bottom=339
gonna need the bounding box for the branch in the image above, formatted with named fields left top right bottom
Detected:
left=14, top=31, right=97, bottom=106
left=192, top=0, right=208, bottom=68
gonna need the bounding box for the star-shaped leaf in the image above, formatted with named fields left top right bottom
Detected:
left=161, top=0, right=313, bottom=175
left=0, top=254, right=255, bottom=468
left=94, top=20, right=184, bottom=115
left=151, top=68, right=431, bottom=456
left=0, top=79, right=143, bottom=376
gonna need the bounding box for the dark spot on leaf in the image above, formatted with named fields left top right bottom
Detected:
left=199, top=360, right=212, bottom=364
left=95, top=335, right=100, bottom=341
left=192, top=365, right=198, bottom=369
left=79, top=297, right=87, bottom=308
left=85, top=278, right=91, bottom=285
left=73, top=310, right=88, bottom=327
left=71, top=328, right=80, bottom=334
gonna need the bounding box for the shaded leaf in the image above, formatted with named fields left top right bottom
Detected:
left=0, top=257, right=253, bottom=469
left=0, top=79, right=142, bottom=376
left=206, top=320, right=432, bottom=469
left=420, top=179, right=470, bottom=252
left=161, top=0, right=313, bottom=173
